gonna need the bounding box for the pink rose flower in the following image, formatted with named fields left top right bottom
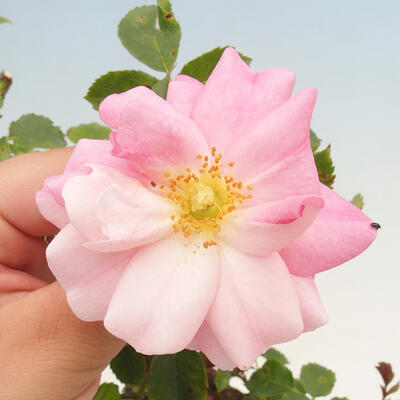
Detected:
left=36, top=48, right=377, bottom=370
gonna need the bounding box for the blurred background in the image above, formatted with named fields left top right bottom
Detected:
left=1, top=0, right=399, bottom=398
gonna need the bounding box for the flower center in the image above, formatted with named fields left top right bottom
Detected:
left=152, top=147, right=253, bottom=248
left=189, top=184, right=220, bottom=220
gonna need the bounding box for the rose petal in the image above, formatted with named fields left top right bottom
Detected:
left=46, top=223, right=133, bottom=321
left=205, top=245, right=303, bottom=368
left=104, top=235, right=220, bottom=354
left=219, top=196, right=323, bottom=256
left=35, top=191, right=69, bottom=229
left=245, top=144, right=320, bottom=206
left=192, top=47, right=296, bottom=154
left=83, top=181, right=173, bottom=251
left=280, top=183, right=378, bottom=276
left=187, top=321, right=236, bottom=371
left=225, top=88, right=318, bottom=181
left=65, top=139, right=140, bottom=179
left=62, top=165, right=121, bottom=241
left=99, top=86, right=164, bottom=130
left=112, top=97, right=209, bottom=179
left=291, top=275, right=328, bottom=332
left=166, top=75, right=203, bottom=117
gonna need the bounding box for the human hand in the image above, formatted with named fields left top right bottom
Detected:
left=0, top=149, right=124, bottom=400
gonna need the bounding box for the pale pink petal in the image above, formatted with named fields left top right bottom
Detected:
left=35, top=191, right=69, bottom=229
left=62, top=164, right=144, bottom=242
left=166, top=75, right=203, bottom=117
left=192, top=47, right=295, bottom=153
left=206, top=245, right=303, bottom=368
left=83, top=182, right=174, bottom=251
left=280, top=184, right=378, bottom=276
left=225, top=88, right=317, bottom=181
left=104, top=236, right=220, bottom=354
left=112, top=98, right=209, bottom=179
left=46, top=224, right=133, bottom=321
left=99, top=86, right=165, bottom=130
left=65, top=139, right=142, bottom=179
left=245, top=144, right=320, bottom=206
left=41, top=169, right=91, bottom=207
left=291, top=275, right=328, bottom=332
left=219, top=196, right=323, bottom=256
left=187, top=322, right=235, bottom=371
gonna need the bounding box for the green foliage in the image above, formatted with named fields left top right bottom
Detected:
left=263, top=347, right=289, bottom=365
left=310, top=130, right=336, bottom=188
left=310, top=129, right=322, bottom=152
left=246, top=359, right=294, bottom=397
left=118, top=1, right=181, bottom=72
left=110, top=345, right=147, bottom=389
left=331, top=397, right=349, bottom=400
left=300, top=363, right=335, bottom=397
left=152, top=75, right=170, bottom=99
left=8, top=114, right=66, bottom=153
left=180, top=46, right=251, bottom=83
left=215, top=370, right=231, bottom=393
left=314, top=145, right=335, bottom=188
left=93, top=383, right=121, bottom=400
left=85, top=70, right=158, bottom=110
left=281, top=391, right=309, bottom=400
left=294, top=379, right=306, bottom=394
left=351, top=193, right=364, bottom=209
left=0, top=17, right=11, bottom=24
left=0, top=136, right=11, bottom=161
left=146, top=350, right=207, bottom=400
left=67, top=123, right=111, bottom=143
left=0, top=70, right=12, bottom=109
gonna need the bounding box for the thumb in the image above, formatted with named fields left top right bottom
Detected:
left=0, top=282, right=124, bottom=400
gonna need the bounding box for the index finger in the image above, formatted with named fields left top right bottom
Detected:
left=0, top=148, right=73, bottom=238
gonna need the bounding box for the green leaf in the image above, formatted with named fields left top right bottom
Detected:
left=118, top=1, right=181, bottom=72
left=247, top=359, right=294, bottom=396
left=310, top=129, right=321, bottom=153
left=9, top=114, right=66, bottom=152
left=314, top=145, right=335, bottom=188
left=146, top=350, right=207, bottom=400
left=350, top=193, right=364, bottom=209
left=0, top=136, right=11, bottom=161
left=300, top=363, right=335, bottom=397
left=0, top=70, right=12, bottom=109
left=0, top=17, right=11, bottom=24
left=110, top=345, right=147, bottom=389
left=263, top=348, right=289, bottom=365
left=180, top=46, right=251, bottom=83
left=215, top=370, right=231, bottom=393
left=85, top=70, right=158, bottom=110
left=67, top=123, right=111, bottom=143
left=281, top=391, right=310, bottom=400
left=93, top=383, right=121, bottom=400
left=294, top=379, right=306, bottom=394
left=243, top=396, right=259, bottom=400
left=152, top=75, right=170, bottom=99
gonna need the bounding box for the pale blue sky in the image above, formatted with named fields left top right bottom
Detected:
left=1, top=1, right=399, bottom=398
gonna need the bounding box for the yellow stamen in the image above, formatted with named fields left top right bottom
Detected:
left=158, top=147, right=253, bottom=246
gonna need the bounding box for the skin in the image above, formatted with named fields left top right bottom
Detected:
left=0, top=148, right=124, bottom=400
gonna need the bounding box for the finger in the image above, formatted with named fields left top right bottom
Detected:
left=0, top=282, right=124, bottom=400
left=0, top=148, right=72, bottom=278
left=0, top=216, right=54, bottom=280
left=0, top=264, right=46, bottom=293
left=0, top=147, right=73, bottom=238
left=72, top=376, right=102, bottom=400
